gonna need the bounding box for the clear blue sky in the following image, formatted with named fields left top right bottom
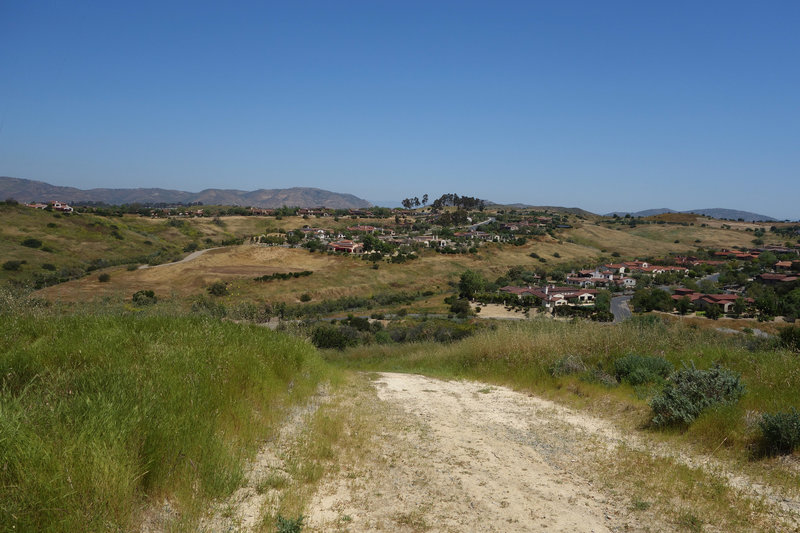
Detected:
left=2, top=1, right=798, bottom=219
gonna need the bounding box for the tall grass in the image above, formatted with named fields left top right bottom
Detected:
left=0, top=311, right=326, bottom=531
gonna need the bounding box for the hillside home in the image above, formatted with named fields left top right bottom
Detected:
left=327, top=240, right=364, bottom=254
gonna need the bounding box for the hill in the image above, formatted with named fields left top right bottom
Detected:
left=0, top=177, right=372, bottom=209
left=606, top=207, right=776, bottom=222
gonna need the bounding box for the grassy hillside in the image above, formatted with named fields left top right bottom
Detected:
left=0, top=205, right=265, bottom=287
left=0, top=302, right=328, bottom=532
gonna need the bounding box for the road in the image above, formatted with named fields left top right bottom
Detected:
left=610, top=294, right=632, bottom=322
left=469, top=216, right=495, bottom=230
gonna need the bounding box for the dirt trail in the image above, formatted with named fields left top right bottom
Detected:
left=307, top=374, right=641, bottom=532
left=306, top=373, right=800, bottom=532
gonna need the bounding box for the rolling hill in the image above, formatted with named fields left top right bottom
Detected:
left=606, top=207, right=777, bottom=222
left=0, top=177, right=372, bottom=209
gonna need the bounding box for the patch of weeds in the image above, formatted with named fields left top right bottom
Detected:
left=614, top=354, right=672, bottom=385
left=393, top=509, right=429, bottom=531
left=256, top=472, right=288, bottom=494
left=580, top=368, right=618, bottom=388
left=677, top=511, right=703, bottom=532
left=630, top=498, right=651, bottom=511
left=477, top=387, right=493, bottom=394
left=549, top=354, right=586, bottom=377
left=275, top=514, right=304, bottom=533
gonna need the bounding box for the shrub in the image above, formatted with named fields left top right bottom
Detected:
left=2, top=260, right=23, bottom=271
left=650, top=363, right=745, bottom=427
left=299, top=293, right=311, bottom=302
left=132, top=290, right=157, bottom=306
left=449, top=298, right=472, bottom=317
left=311, top=324, right=358, bottom=350
left=207, top=281, right=228, bottom=296
left=276, top=514, right=304, bottom=533
left=614, top=354, right=673, bottom=385
left=20, top=237, right=43, bottom=248
left=41, top=263, right=56, bottom=271
left=550, top=354, right=587, bottom=377
left=759, top=408, right=800, bottom=455
left=778, top=325, right=800, bottom=352
left=98, top=273, right=111, bottom=282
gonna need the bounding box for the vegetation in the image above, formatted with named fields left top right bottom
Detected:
left=650, top=363, right=745, bottom=427
left=0, top=307, right=325, bottom=531
left=759, top=409, right=800, bottom=455
left=254, top=270, right=313, bottom=282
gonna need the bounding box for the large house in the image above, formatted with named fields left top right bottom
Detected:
left=500, top=285, right=598, bottom=310
left=671, top=289, right=753, bottom=313
left=327, top=240, right=364, bottom=254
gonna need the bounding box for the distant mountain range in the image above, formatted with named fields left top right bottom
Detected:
left=605, top=207, right=777, bottom=222
left=0, top=177, right=372, bottom=209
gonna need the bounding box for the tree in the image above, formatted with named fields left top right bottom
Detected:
left=676, top=295, right=692, bottom=315
left=733, top=297, right=747, bottom=316
left=458, top=270, right=486, bottom=299
left=595, top=290, right=611, bottom=313
left=413, top=197, right=420, bottom=207
left=705, top=304, right=721, bottom=320
left=422, top=194, right=428, bottom=205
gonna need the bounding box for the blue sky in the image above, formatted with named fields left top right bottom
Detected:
left=1, top=1, right=798, bottom=219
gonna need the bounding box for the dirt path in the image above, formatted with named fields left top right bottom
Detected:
left=307, top=373, right=635, bottom=532
left=306, top=373, right=800, bottom=533
left=137, top=247, right=222, bottom=269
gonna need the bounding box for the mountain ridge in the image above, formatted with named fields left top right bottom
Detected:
left=0, top=177, right=372, bottom=209
left=605, top=207, right=777, bottom=222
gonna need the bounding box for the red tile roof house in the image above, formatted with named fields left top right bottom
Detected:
left=671, top=289, right=753, bottom=313
left=346, top=225, right=380, bottom=233
left=500, top=285, right=598, bottom=310
left=327, top=240, right=364, bottom=254
left=759, top=273, right=800, bottom=284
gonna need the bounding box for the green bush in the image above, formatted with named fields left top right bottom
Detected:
left=311, top=324, right=359, bottom=350
left=650, top=363, right=745, bottom=426
left=41, top=263, right=56, bottom=271
left=2, top=260, right=23, bottom=271
left=614, top=354, right=673, bottom=385
left=207, top=281, right=229, bottom=297
left=20, top=237, right=43, bottom=248
left=98, top=273, right=111, bottom=282
left=759, top=409, right=800, bottom=455
left=132, top=290, right=157, bottom=306
left=276, top=514, right=304, bottom=533
left=778, top=325, right=800, bottom=352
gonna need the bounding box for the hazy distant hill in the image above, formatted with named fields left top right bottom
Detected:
left=605, top=207, right=776, bottom=222
left=484, top=201, right=596, bottom=217
left=0, top=177, right=372, bottom=209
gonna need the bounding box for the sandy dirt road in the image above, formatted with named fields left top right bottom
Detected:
left=308, top=373, right=655, bottom=532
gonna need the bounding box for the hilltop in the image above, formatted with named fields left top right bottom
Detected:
left=0, top=176, right=372, bottom=209
left=606, top=207, right=778, bottom=222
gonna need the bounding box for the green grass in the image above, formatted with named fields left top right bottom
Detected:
left=0, top=308, right=327, bottom=532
